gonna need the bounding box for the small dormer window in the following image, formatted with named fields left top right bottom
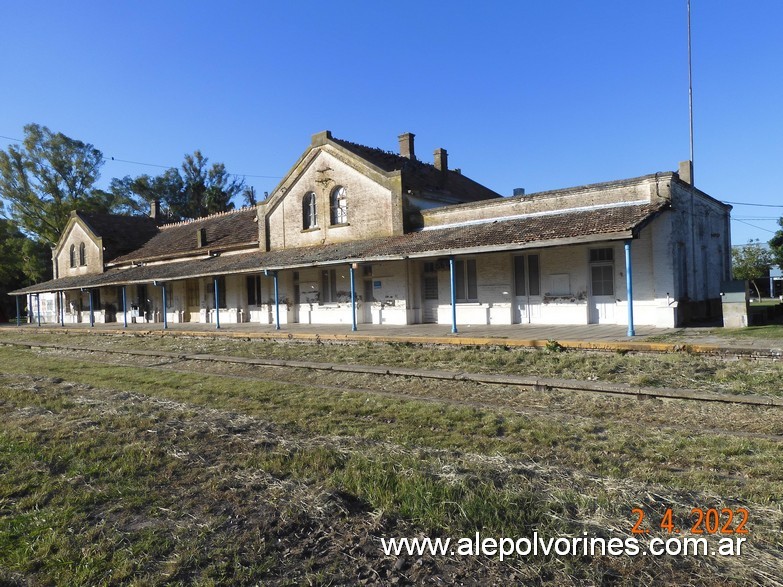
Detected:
left=69, top=244, right=76, bottom=268
left=330, top=186, right=348, bottom=225
left=78, top=242, right=86, bottom=266
left=303, top=192, right=317, bottom=229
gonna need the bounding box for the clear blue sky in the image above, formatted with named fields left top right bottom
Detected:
left=2, top=1, right=781, bottom=245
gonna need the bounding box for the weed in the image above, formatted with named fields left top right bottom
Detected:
left=544, top=339, right=565, bottom=353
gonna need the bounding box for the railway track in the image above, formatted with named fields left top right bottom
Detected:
left=4, top=339, right=782, bottom=409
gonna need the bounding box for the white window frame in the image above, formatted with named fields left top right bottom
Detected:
left=454, top=258, right=478, bottom=302
left=303, top=192, right=317, bottom=229
left=320, top=269, right=338, bottom=304
left=330, top=186, right=348, bottom=225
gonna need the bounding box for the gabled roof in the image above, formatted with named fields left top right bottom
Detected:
left=330, top=136, right=502, bottom=203
left=110, top=207, right=259, bottom=264
left=76, top=212, right=160, bottom=262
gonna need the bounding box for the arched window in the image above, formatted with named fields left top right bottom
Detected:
left=302, top=192, right=317, bottom=229
left=79, top=242, right=86, bottom=266
left=330, top=186, right=348, bottom=225
left=69, top=244, right=76, bottom=268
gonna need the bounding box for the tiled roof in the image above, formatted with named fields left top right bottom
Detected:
left=331, top=137, right=501, bottom=203
left=261, top=201, right=666, bottom=264
left=77, top=212, right=160, bottom=262
left=111, top=207, right=259, bottom=263
left=11, top=201, right=665, bottom=295
left=9, top=252, right=266, bottom=294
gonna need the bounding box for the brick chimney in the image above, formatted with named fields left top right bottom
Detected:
left=434, top=148, right=448, bottom=172
left=150, top=199, right=161, bottom=220
left=678, top=160, right=694, bottom=185
left=398, top=132, right=416, bottom=160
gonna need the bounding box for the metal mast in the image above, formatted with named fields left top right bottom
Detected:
left=688, top=0, right=694, bottom=167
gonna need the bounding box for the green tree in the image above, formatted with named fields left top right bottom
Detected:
left=769, top=218, right=783, bottom=270
left=21, top=238, right=53, bottom=283
left=242, top=185, right=257, bottom=207
left=177, top=150, right=243, bottom=220
left=108, top=168, right=184, bottom=219
left=111, top=152, right=244, bottom=222
left=731, top=239, right=773, bottom=300
left=0, top=124, right=122, bottom=245
left=0, top=219, right=50, bottom=321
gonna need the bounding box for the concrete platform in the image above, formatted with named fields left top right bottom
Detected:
left=5, top=320, right=782, bottom=356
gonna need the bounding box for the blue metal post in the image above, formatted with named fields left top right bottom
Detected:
left=89, top=290, right=94, bottom=327
left=122, top=286, right=127, bottom=328
left=349, top=265, right=357, bottom=331
left=213, top=278, right=221, bottom=329
left=161, top=283, right=168, bottom=330
left=625, top=240, right=635, bottom=337
left=15, top=296, right=20, bottom=326
left=273, top=271, right=280, bottom=330
left=59, top=291, right=64, bottom=327
left=36, top=294, right=41, bottom=327
left=449, top=256, right=458, bottom=334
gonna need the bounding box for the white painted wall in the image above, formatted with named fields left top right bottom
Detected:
left=424, top=234, right=680, bottom=327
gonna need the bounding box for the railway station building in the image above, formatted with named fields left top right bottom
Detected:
left=11, top=130, right=732, bottom=332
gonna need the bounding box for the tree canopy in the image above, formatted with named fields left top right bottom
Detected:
left=0, top=124, right=127, bottom=245
left=0, top=219, right=50, bottom=320
left=110, top=150, right=244, bottom=222
left=732, top=239, right=773, bottom=300
left=1, top=124, right=247, bottom=293
left=769, top=218, right=783, bottom=270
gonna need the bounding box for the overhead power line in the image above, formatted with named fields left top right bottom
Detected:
left=108, top=157, right=171, bottom=170
left=733, top=219, right=777, bottom=234
left=2, top=133, right=282, bottom=180
left=722, top=200, right=783, bottom=208
left=106, top=156, right=282, bottom=179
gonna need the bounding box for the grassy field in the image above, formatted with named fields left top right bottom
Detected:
left=711, top=325, right=783, bottom=340
left=1, top=330, right=782, bottom=585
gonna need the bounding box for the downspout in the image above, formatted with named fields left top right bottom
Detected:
left=36, top=293, right=41, bottom=327
left=59, top=291, right=64, bottom=327
left=449, top=256, right=458, bottom=334
left=350, top=264, right=357, bottom=332
left=15, top=296, right=20, bottom=326
left=625, top=240, right=635, bottom=337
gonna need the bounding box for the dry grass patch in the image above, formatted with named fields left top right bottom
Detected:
left=1, top=335, right=782, bottom=585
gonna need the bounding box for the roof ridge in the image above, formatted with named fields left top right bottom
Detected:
left=78, top=210, right=150, bottom=219
left=331, top=136, right=403, bottom=156
left=159, top=205, right=257, bottom=230
left=331, top=135, right=464, bottom=174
